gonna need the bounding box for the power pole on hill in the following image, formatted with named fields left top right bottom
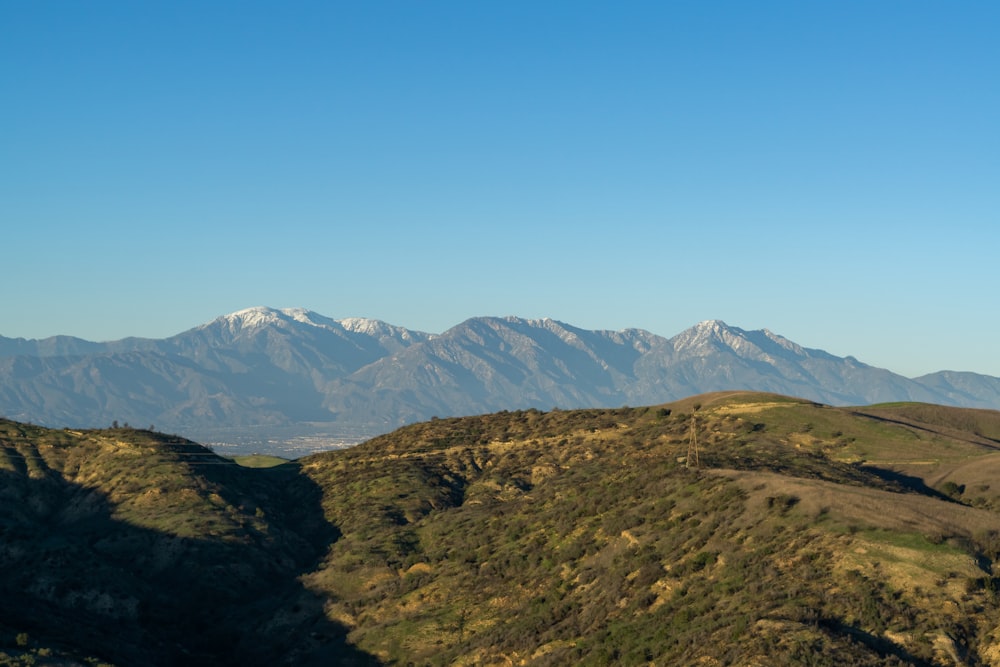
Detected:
left=687, top=411, right=700, bottom=469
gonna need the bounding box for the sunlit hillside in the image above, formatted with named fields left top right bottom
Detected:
left=3, top=393, right=1000, bottom=665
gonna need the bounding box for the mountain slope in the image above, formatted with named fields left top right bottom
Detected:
left=2, top=309, right=1000, bottom=449
left=324, top=316, right=663, bottom=426
left=914, top=371, right=1000, bottom=410
left=6, top=395, right=1000, bottom=664
left=0, top=419, right=373, bottom=666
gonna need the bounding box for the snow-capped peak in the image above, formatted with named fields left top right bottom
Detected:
left=694, top=319, right=729, bottom=334
left=216, top=306, right=284, bottom=330
left=674, top=319, right=733, bottom=342
left=670, top=319, right=762, bottom=357
left=200, top=307, right=434, bottom=342
left=205, top=307, right=334, bottom=337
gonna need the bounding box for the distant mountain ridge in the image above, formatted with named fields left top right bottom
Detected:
left=1, top=307, right=998, bottom=447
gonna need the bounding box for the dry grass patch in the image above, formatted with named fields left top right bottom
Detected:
left=716, top=468, right=999, bottom=539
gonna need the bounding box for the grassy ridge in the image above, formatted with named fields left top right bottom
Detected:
left=299, top=395, right=1000, bottom=664
left=3, top=394, right=1000, bottom=664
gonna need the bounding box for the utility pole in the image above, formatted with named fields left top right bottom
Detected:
left=687, top=412, right=700, bottom=469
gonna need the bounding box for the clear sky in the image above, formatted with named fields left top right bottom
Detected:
left=2, top=2, right=997, bottom=378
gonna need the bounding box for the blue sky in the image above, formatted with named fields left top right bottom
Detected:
left=2, top=2, right=997, bottom=377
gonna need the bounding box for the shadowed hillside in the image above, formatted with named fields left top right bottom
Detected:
left=0, top=421, right=377, bottom=666
left=5, top=395, right=1000, bottom=664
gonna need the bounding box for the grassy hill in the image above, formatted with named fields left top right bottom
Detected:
left=4, top=393, right=1000, bottom=665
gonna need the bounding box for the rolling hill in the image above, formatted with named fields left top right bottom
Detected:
left=2, top=308, right=999, bottom=453
left=4, top=393, right=1000, bottom=664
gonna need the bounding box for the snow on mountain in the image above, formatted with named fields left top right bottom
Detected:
left=200, top=307, right=430, bottom=342
left=338, top=316, right=432, bottom=343
left=212, top=306, right=288, bottom=332
left=670, top=320, right=785, bottom=365
left=671, top=320, right=750, bottom=355
left=760, top=328, right=807, bottom=356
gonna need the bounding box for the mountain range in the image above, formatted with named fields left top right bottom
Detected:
left=2, top=306, right=998, bottom=451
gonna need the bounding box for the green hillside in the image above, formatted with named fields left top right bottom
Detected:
left=4, top=393, right=1000, bottom=665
